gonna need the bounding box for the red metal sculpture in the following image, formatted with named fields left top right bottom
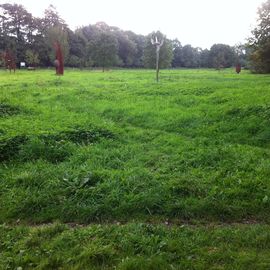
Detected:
left=235, top=64, right=241, bottom=74
left=54, top=41, right=64, bottom=75
left=2, top=50, right=16, bottom=73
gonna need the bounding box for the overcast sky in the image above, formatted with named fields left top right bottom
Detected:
left=3, top=0, right=264, bottom=48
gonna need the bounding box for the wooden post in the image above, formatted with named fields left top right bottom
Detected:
left=151, top=35, right=164, bottom=82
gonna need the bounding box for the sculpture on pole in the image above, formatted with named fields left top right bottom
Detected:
left=2, top=50, right=16, bottom=73
left=54, top=41, right=64, bottom=75
left=151, top=34, right=164, bottom=82
left=235, top=63, right=241, bottom=74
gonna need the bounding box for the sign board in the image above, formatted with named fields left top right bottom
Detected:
left=20, top=62, right=26, bottom=67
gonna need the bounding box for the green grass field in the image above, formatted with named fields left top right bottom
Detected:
left=1, top=69, right=270, bottom=269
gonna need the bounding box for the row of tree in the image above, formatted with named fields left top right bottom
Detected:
left=248, top=0, right=270, bottom=73
left=0, top=2, right=268, bottom=72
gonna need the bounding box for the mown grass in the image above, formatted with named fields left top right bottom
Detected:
left=1, top=68, right=270, bottom=268
left=1, top=222, right=270, bottom=270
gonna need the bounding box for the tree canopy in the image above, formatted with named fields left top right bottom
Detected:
left=248, top=0, right=270, bottom=73
left=0, top=2, right=245, bottom=70
left=209, top=44, right=236, bottom=69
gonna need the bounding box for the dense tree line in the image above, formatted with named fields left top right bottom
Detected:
left=248, top=0, right=270, bottom=73
left=0, top=3, right=249, bottom=70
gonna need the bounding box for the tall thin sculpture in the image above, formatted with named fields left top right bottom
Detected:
left=235, top=64, right=241, bottom=74
left=54, top=41, right=64, bottom=75
left=151, top=34, right=164, bottom=82
left=2, top=50, right=16, bottom=73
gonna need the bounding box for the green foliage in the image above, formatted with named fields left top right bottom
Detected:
left=200, top=49, right=211, bottom=67
left=68, top=55, right=80, bottom=67
left=181, top=45, right=201, bottom=68
left=209, top=44, right=236, bottom=68
left=115, top=31, right=137, bottom=67
left=248, top=0, right=270, bottom=73
left=0, top=3, right=31, bottom=63
left=89, top=32, right=119, bottom=70
left=25, top=49, right=39, bottom=66
left=45, top=25, right=70, bottom=64
left=0, top=3, right=246, bottom=69
left=143, top=31, right=173, bottom=69
left=172, top=39, right=183, bottom=67
left=67, top=30, right=88, bottom=67
left=234, top=43, right=248, bottom=67
left=43, top=4, right=67, bottom=28
left=172, top=42, right=238, bottom=69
